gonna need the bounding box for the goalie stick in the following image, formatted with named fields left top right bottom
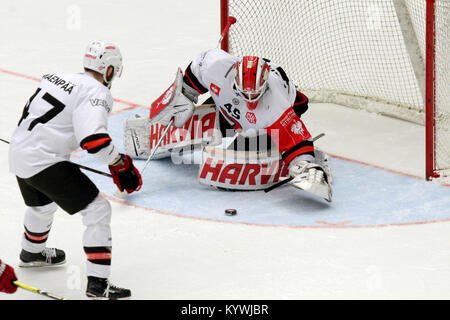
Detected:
left=0, top=138, right=112, bottom=178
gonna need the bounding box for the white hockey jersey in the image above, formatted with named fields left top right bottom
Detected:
left=186, top=48, right=299, bottom=132
left=184, top=49, right=314, bottom=166
left=9, top=72, right=119, bottom=179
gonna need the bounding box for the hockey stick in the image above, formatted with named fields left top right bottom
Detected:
left=13, top=280, right=67, bottom=300
left=142, top=119, right=174, bottom=174
left=217, top=16, right=237, bottom=48
left=139, top=104, right=215, bottom=175
left=0, top=137, right=135, bottom=200
left=0, top=138, right=112, bottom=178
left=263, top=177, right=294, bottom=193
left=264, top=133, right=326, bottom=193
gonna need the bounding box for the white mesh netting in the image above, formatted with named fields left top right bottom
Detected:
left=226, top=0, right=450, bottom=177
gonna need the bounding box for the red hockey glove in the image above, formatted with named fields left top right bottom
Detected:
left=0, top=260, right=18, bottom=294
left=108, top=154, right=143, bottom=193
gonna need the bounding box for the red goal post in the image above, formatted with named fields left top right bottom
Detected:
left=220, top=0, right=449, bottom=181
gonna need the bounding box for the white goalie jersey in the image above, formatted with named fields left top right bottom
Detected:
left=9, top=72, right=119, bottom=179
left=184, top=49, right=331, bottom=201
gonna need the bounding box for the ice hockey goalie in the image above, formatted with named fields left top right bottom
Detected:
left=124, top=48, right=333, bottom=202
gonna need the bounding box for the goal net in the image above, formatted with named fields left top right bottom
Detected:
left=220, top=0, right=450, bottom=180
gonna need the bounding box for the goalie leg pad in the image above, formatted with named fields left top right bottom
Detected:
left=123, top=116, right=170, bottom=160
left=313, top=147, right=333, bottom=184
left=124, top=105, right=223, bottom=160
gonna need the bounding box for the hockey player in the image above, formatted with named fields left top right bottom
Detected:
left=0, top=259, right=18, bottom=294
left=8, top=41, right=142, bottom=299
left=150, top=48, right=332, bottom=201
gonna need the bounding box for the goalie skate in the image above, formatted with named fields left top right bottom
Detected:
left=289, top=161, right=332, bottom=202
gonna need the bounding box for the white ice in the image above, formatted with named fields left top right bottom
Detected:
left=1, top=0, right=450, bottom=300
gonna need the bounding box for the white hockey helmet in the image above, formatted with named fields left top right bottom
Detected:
left=233, top=56, right=270, bottom=110
left=83, top=41, right=123, bottom=85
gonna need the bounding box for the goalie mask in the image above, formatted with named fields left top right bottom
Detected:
left=233, top=56, right=270, bottom=110
left=83, top=41, right=123, bottom=87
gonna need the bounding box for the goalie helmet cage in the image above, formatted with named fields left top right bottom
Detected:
left=220, top=0, right=450, bottom=181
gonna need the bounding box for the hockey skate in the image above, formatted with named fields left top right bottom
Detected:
left=288, top=160, right=332, bottom=202
left=86, top=276, right=131, bottom=300
left=19, top=248, right=66, bottom=267
left=314, top=147, right=333, bottom=184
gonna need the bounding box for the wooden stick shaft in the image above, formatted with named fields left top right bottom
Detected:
left=0, top=138, right=112, bottom=178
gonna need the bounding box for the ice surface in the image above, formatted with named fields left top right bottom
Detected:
left=1, top=0, right=449, bottom=300
left=73, top=107, right=450, bottom=228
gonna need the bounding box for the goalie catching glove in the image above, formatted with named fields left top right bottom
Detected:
left=108, top=154, right=143, bottom=193
left=149, top=68, right=195, bottom=128
left=288, top=159, right=332, bottom=202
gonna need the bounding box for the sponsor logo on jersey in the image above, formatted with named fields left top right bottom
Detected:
left=245, top=112, right=257, bottom=124
left=210, top=83, right=221, bottom=96
left=42, top=74, right=76, bottom=94
left=291, top=120, right=304, bottom=136
left=89, top=98, right=111, bottom=112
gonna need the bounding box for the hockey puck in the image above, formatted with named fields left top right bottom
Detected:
left=225, top=209, right=237, bottom=216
